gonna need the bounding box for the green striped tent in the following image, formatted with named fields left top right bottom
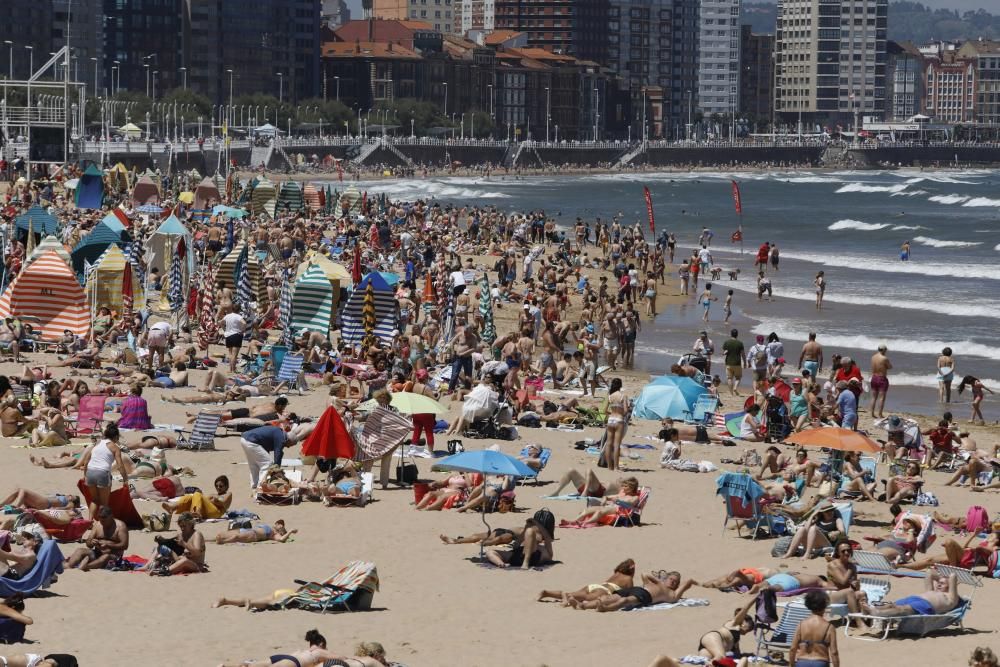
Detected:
left=337, top=186, right=362, bottom=215
left=290, top=265, right=333, bottom=337
left=277, top=181, right=303, bottom=213
left=250, top=178, right=277, bottom=218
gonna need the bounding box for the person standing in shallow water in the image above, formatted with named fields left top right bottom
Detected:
left=814, top=271, right=826, bottom=309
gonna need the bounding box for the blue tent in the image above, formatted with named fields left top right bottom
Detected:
left=632, top=383, right=699, bottom=420
left=71, top=222, right=127, bottom=276
left=341, top=272, right=397, bottom=345
left=363, top=271, right=399, bottom=288
left=74, top=164, right=104, bottom=209
left=650, top=375, right=709, bottom=406
left=15, top=206, right=59, bottom=238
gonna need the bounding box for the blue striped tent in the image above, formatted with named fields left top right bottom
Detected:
left=290, top=265, right=334, bottom=337
left=340, top=272, right=396, bottom=345
left=70, top=221, right=128, bottom=277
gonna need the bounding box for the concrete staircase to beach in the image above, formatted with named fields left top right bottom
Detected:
left=508, top=141, right=527, bottom=167
left=616, top=141, right=647, bottom=169
left=249, top=144, right=271, bottom=169
left=381, top=140, right=416, bottom=168
left=352, top=139, right=381, bottom=166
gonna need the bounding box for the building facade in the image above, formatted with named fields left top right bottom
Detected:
left=775, top=0, right=887, bottom=126
left=455, top=0, right=496, bottom=34
left=494, top=0, right=575, bottom=54
left=922, top=43, right=975, bottom=123
left=884, top=40, right=922, bottom=120
left=698, top=0, right=741, bottom=116
left=670, top=0, right=700, bottom=138
left=958, top=40, right=1000, bottom=126
left=105, top=0, right=184, bottom=97
left=322, top=0, right=351, bottom=29
left=374, top=0, right=457, bottom=34
left=739, top=26, right=774, bottom=123
left=0, top=1, right=54, bottom=81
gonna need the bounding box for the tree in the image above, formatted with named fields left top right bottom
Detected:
left=159, top=88, right=212, bottom=117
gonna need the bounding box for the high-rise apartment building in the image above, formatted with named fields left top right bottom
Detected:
left=775, top=0, right=887, bottom=125
left=105, top=0, right=184, bottom=96
left=374, top=0, right=457, bottom=34
left=958, top=39, right=1000, bottom=126
left=921, top=41, right=974, bottom=123
left=884, top=40, right=922, bottom=120
left=494, top=0, right=575, bottom=54
left=739, top=26, right=774, bottom=121
left=671, top=0, right=700, bottom=137
left=455, top=0, right=495, bottom=35
left=322, top=0, right=352, bottom=29
left=698, top=0, right=741, bottom=116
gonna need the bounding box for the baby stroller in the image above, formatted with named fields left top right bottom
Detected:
left=464, top=394, right=516, bottom=441
left=763, top=394, right=791, bottom=443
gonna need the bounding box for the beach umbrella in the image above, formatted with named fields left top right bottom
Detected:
left=224, top=218, right=235, bottom=254
left=632, top=384, right=694, bottom=420
left=198, top=264, right=218, bottom=351
left=649, top=375, right=709, bottom=406
left=137, top=204, right=164, bottom=215
left=278, top=277, right=293, bottom=347
left=300, top=406, right=356, bottom=461
left=783, top=427, right=881, bottom=453
left=432, top=449, right=538, bottom=557
left=361, top=282, right=376, bottom=349
left=124, top=240, right=145, bottom=288
left=390, top=392, right=447, bottom=415
left=167, top=245, right=184, bottom=312
left=478, top=275, right=495, bottom=345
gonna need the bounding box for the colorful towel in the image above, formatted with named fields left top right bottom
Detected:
left=624, top=598, right=710, bottom=612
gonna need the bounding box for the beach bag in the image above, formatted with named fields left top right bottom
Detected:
left=0, top=618, right=26, bottom=644
left=141, top=512, right=171, bottom=532
left=396, top=462, right=419, bottom=484
left=755, top=589, right=778, bottom=625
left=915, top=491, right=939, bottom=506
left=966, top=506, right=989, bottom=534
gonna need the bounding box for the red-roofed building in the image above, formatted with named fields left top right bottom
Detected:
left=332, top=19, right=441, bottom=51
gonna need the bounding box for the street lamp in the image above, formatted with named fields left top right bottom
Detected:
left=113, top=60, right=120, bottom=95
left=180, top=67, right=187, bottom=90
left=90, top=57, right=98, bottom=96
left=593, top=86, right=600, bottom=142
left=487, top=83, right=494, bottom=119
left=545, top=86, right=550, bottom=143
left=144, top=63, right=150, bottom=97
left=278, top=72, right=283, bottom=103
left=152, top=70, right=158, bottom=100
left=226, top=68, right=234, bottom=129
left=335, top=76, right=340, bottom=101
left=442, top=82, right=448, bottom=115
left=25, top=46, right=33, bottom=78
left=3, top=41, right=11, bottom=80
left=686, top=89, right=693, bottom=141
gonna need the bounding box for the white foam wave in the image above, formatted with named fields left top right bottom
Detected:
left=962, top=197, right=1000, bottom=208
left=711, top=246, right=1000, bottom=281
left=890, top=225, right=926, bottom=231
left=347, top=180, right=512, bottom=200
left=750, top=319, right=1000, bottom=359
left=928, top=194, right=970, bottom=205
left=875, top=373, right=1000, bottom=389
left=890, top=189, right=928, bottom=197
left=828, top=219, right=890, bottom=231
left=721, top=279, right=1000, bottom=319
left=995, top=244, right=1000, bottom=252
left=782, top=176, right=844, bottom=184
left=912, top=236, right=982, bottom=248
left=835, top=183, right=909, bottom=194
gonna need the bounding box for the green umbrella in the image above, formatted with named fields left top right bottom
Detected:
left=390, top=392, right=447, bottom=415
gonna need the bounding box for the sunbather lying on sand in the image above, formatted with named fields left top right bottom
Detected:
left=559, top=477, right=640, bottom=527
left=897, top=525, right=1000, bottom=572
left=218, top=629, right=374, bottom=667
left=0, top=655, right=79, bottom=667
left=701, top=566, right=781, bottom=590
left=695, top=598, right=757, bottom=661
left=440, top=519, right=536, bottom=546
left=0, top=488, right=79, bottom=511
left=215, top=520, right=296, bottom=544
left=571, top=570, right=696, bottom=611
left=549, top=468, right=622, bottom=498
left=746, top=571, right=833, bottom=596
left=538, top=559, right=636, bottom=605
left=162, top=475, right=232, bottom=520
left=659, top=417, right=734, bottom=445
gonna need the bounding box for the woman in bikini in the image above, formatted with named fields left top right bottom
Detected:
left=29, top=396, right=68, bottom=448
left=218, top=630, right=353, bottom=667
left=559, top=477, right=640, bottom=527
left=868, top=516, right=923, bottom=564
left=700, top=566, right=780, bottom=591
left=789, top=590, right=840, bottom=667
left=697, top=597, right=757, bottom=661
left=0, top=488, right=78, bottom=511
left=604, top=378, right=629, bottom=471
left=214, top=519, right=296, bottom=545
left=549, top=468, right=621, bottom=498
left=537, top=558, right=635, bottom=605
left=415, top=473, right=474, bottom=511
left=937, top=347, right=955, bottom=404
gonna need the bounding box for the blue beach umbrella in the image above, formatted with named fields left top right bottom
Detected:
left=649, top=375, right=709, bottom=406
left=632, top=384, right=696, bottom=420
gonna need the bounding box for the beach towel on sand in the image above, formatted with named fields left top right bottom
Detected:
left=623, top=598, right=710, bottom=612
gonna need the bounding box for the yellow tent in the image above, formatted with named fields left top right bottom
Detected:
left=86, top=244, right=145, bottom=316
left=108, top=163, right=131, bottom=191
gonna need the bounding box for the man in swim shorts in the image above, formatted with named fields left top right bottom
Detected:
left=869, top=345, right=892, bottom=419
left=577, top=570, right=696, bottom=611
left=862, top=568, right=959, bottom=617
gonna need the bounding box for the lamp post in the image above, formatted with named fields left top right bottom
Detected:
left=487, top=83, right=494, bottom=119
left=335, top=76, right=340, bottom=101
left=180, top=66, right=187, bottom=90
left=545, top=86, right=550, bottom=143
left=411, top=118, right=414, bottom=138
left=145, top=111, right=151, bottom=141
left=144, top=62, right=150, bottom=97
left=113, top=60, right=119, bottom=94
left=442, top=82, right=448, bottom=115
left=152, top=70, right=158, bottom=101
left=593, top=86, right=600, bottom=142
left=25, top=46, right=33, bottom=78
left=90, top=57, right=98, bottom=96
left=4, top=41, right=11, bottom=80
left=278, top=72, right=283, bottom=103
left=686, top=88, right=693, bottom=141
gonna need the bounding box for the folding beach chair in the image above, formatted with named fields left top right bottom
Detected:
left=717, top=472, right=776, bottom=540
left=0, top=540, right=64, bottom=598
left=756, top=600, right=812, bottom=657
left=684, top=395, right=719, bottom=425
left=175, top=412, right=222, bottom=451
left=325, top=472, right=375, bottom=508
left=837, top=456, right=878, bottom=497
left=65, top=394, right=108, bottom=439
left=611, top=486, right=650, bottom=527
left=517, top=445, right=551, bottom=486
left=277, top=560, right=379, bottom=613
left=845, top=565, right=981, bottom=640
left=11, top=384, right=32, bottom=415
left=273, top=354, right=306, bottom=392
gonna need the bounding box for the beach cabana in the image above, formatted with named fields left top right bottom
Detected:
left=193, top=176, right=222, bottom=221
left=15, top=206, right=59, bottom=241
left=0, top=250, right=90, bottom=341
left=70, top=222, right=126, bottom=276
left=338, top=186, right=362, bottom=215
left=86, top=244, right=145, bottom=316
left=74, top=163, right=104, bottom=210
left=303, top=183, right=321, bottom=211
left=250, top=178, right=277, bottom=218
left=108, top=163, right=130, bottom=192
left=118, top=123, right=142, bottom=140
left=216, top=242, right=265, bottom=302
left=25, top=235, right=72, bottom=269
left=148, top=214, right=195, bottom=278
left=131, top=175, right=160, bottom=206
left=277, top=181, right=303, bottom=213
left=290, top=265, right=334, bottom=337
left=340, top=272, right=396, bottom=345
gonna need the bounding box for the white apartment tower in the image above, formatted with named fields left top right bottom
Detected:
left=456, top=0, right=495, bottom=34
left=698, top=0, right=742, bottom=116
left=775, top=0, right=888, bottom=123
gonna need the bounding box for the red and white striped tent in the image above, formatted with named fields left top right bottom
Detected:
left=0, top=250, right=90, bottom=341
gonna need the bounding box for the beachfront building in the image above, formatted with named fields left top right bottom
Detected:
left=104, top=0, right=184, bottom=96
left=373, top=0, right=458, bottom=34
left=698, top=0, right=741, bottom=118
left=922, top=43, right=975, bottom=123
left=775, top=0, right=888, bottom=128
left=957, top=39, right=1000, bottom=126
left=454, top=0, right=496, bottom=35
left=885, top=40, right=923, bottom=121
left=739, top=25, right=774, bottom=126
left=322, top=0, right=352, bottom=29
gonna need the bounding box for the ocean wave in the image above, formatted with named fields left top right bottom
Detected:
left=912, top=236, right=982, bottom=248
left=835, top=183, right=909, bottom=194
left=928, top=194, right=970, bottom=205
left=710, top=246, right=1000, bottom=281
left=782, top=176, right=845, bottom=184
left=889, top=170, right=987, bottom=183
left=890, top=189, right=928, bottom=197
left=721, top=279, right=1000, bottom=319
left=828, top=219, right=890, bottom=231
left=874, top=373, right=1000, bottom=389
left=348, top=181, right=512, bottom=200
left=749, top=319, right=1000, bottom=359
left=890, top=225, right=927, bottom=231
left=962, top=197, right=1000, bottom=208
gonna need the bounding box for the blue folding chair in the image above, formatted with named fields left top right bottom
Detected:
left=684, top=395, right=720, bottom=425
left=717, top=472, right=778, bottom=540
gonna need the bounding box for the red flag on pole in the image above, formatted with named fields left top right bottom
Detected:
left=643, top=186, right=655, bottom=233
left=351, top=247, right=362, bottom=287
left=731, top=180, right=743, bottom=215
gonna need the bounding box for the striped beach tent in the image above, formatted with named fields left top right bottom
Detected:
left=290, top=265, right=334, bottom=337
left=340, top=272, right=396, bottom=346
left=0, top=250, right=90, bottom=341
left=86, top=244, right=146, bottom=316
left=148, top=215, right=195, bottom=278
left=216, top=241, right=265, bottom=302
left=302, top=183, right=321, bottom=211
left=276, top=181, right=303, bottom=213
left=15, top=205, right=59, bottom=241
left=25, top=235, right=71, bottom=269
left=70, top=221, right=127, bottom=276
left=296, top=254, right=348, bottom=309
left=338, top=186, right=362, bottom=215
left=250, top=178, right=277, bottom=218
